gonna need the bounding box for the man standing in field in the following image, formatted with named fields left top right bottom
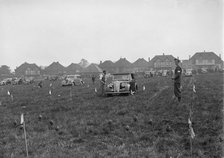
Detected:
left=172, top=58, right=182, bottom=102
left=92, top=74, right=96, bottom=85
left=100, top=70, right=106, bottom=96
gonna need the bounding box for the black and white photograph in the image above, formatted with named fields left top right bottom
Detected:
left=0, top=0, right=223, bottom=157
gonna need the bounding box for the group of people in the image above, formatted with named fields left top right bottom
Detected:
left=97, top=58, right=182, bottom=102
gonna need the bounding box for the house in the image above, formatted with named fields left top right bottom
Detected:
left=149, top=54, right=175, bottom=70
left=181, top=60, right=193, bottom=70
left=65, top=63, right=83, bottom=74
left=114, top=58, right=132, bottom=73
left=44, top=62, right=65, bottom=75
left=99, top=60, right=115, bottom=73
left=83, top=63, right=102, bottom=73
left=132, top=58, right=149, bottom=72
left=190, top=52, right=223, bottom=71
left=15, top=62, right=41, bottom=76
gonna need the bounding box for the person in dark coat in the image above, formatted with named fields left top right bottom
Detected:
left=92, top=74, right=96, bottom=85
left=172, top=58, right=182, bottom=102
left=38, top=81, right=43, bottom=88
left=100, top=70, right=106, bottom=96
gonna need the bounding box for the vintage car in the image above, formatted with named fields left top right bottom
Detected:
left=105, top=73, right=137, bottom=96
left=184, top=69, right=193, bottom=77
left=62, top=74, right=84, bottom=86
left=144, top=71, right=155, bottom=78
left=0, top=78, right=12, bottom=86
left=12, top=77, right=23, bottom=85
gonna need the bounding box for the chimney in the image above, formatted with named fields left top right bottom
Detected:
left=189, top=55, right=191, bottom=60
left=148, top=57, right=150, bottom=62
left=100, top=61, right=102, bottom=65
left=163, top=53, right=165, bottom=56
left=219, top=54, right=221, bottom=59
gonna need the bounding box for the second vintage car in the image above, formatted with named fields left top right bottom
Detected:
left=105, top=73, right=137, bottom=96
left=62, top=74, right=84, bottom=86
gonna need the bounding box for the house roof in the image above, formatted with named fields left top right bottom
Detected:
left=190, top=52, right=221, bottom=61
left=132, top=58, right=148, bottom=67
left=45, top=62, right=65, bottom=70
left=16, top=62, right=40, bottom=71
left=83, top=64, right=102, bottom=72
left=114, top=58, right=132, bottom=67
left=66, top=63, right=82, bottom=70
left=99, top=60, right=114, bottom=68
left=150, top=55, right=175, bottom=62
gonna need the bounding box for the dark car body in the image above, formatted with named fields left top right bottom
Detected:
left=105, top=73, right=137, bottom=96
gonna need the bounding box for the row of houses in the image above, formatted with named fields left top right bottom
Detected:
left=13, top=51, right=223, bottom=77
left=99, top=51, right=223, bottom=73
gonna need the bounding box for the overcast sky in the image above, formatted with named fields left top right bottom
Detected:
left=0, top=0, right=223, bottom=70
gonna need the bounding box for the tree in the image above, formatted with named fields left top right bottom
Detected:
left=0, top=65, right=11, bottom=75
left=79, top=59, right=89, bottom=68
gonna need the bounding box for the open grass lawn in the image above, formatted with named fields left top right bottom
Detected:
left=0, top=73, right=223, bottom=158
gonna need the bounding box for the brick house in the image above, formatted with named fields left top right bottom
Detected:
left=99, top=60, right=115, bottom=74
left=114, top=58, right=132, bottom=73
left=189, top=52, right=223, bottom=71
left=15, top=62, right=41, bottom=76
left=65, top=63, right=83, bottom=74
left=132, top=58, right=149, bottom=72
left=83, top=63, right=102, bottom=73
left=181, top=60, right=193, bottom=70
left=149, top=54, right=175, bottom=70
left=44, top=62, right=65, bottom=75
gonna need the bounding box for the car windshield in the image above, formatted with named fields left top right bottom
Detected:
left=113, top=74, right=131, bottom=81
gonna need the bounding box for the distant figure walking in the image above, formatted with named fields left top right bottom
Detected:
left=92, top=75, right=96, bottom=85
left=100, top=70, right=106, bottom=96
left=172, top=58, right=182, bottom=102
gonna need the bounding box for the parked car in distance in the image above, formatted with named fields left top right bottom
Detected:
left=105, top=73, right=137, bottom=96
left=185, top=69, right=193, bottom=77
left=12, top=77, right=23, bottom=85
left=162, top=70, right=168, bottom=77
left=0, top=78, right=12, bottom=85
left=62, top=74, right=84, bottom=86
left=144, top=71, right=155, bottom=78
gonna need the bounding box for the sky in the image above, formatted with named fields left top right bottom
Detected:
left=0, top=0, right=223, bottom=71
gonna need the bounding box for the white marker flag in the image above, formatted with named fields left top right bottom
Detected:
left=188, top=118, right=192, bottom=125
left=95, top=88, right=97, bottom=93
left=21, top=113, right=24, bottom=125
left=188, top=118, right=195, bottom=139
left=190, top=126, right=196, bottom=139
left=7, top=91, right=10, bottom=96
left=49, top=90, right=52, bottom=95
left=131, top=90, right=134, bottom=95
left=143, top=86, right=145, bottom=91
left=50, top=83, right=52, bottom=87
left=193, top=84, right=196, bottom=93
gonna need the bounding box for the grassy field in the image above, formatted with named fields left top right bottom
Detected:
left=0, top=73, right=223, bottom=158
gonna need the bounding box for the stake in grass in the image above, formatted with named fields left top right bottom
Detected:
left=20, top=114, right=29, bottom=158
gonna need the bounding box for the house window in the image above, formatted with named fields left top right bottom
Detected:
left=196, top=59, right=215, bottom=65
